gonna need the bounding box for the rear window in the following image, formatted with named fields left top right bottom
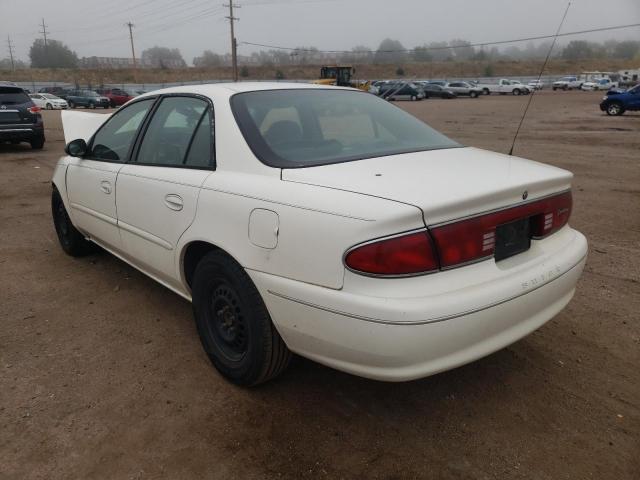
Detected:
left=231, top=89, right=460, bottom=168
left=0, top=87, right=31, bottom=105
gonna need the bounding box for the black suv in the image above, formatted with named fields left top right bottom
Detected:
left=0, top=84, right=45, bottom=149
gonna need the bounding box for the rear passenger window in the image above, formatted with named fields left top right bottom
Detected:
left=136, top=96, right=212, bottom=168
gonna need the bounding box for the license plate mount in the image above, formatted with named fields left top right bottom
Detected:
left=494, top=217, right=531, bottom=261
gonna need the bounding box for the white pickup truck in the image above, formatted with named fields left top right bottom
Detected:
left=552, top=76, right=583, bottom=91
left=476, top=79, right=532, bottom=96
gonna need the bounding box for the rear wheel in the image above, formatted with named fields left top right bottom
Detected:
left=192, top=251, right=291, bottom=386
left=30, top=136, right=45, bottom=150
left=410, top=95, right=417, bottom=101
left=51, top=189, right=96, bottom=256
left=483, top=88, right=490, bottom=95
left=470, top=91, right=478, bottom=98
left=512, top=88, right=521, bottom=96
left=606, top=102, right=624, bottom=116
left=89, top=102, right=96, bottom=109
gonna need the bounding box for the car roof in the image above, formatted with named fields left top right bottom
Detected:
left=136, top=82, right=354, bottom=100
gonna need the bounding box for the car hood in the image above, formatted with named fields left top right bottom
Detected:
left=606, top=88, right=625, bottom=95
left=281, top=147, right=572, bottom=225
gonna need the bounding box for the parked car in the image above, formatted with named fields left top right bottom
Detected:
left=527, top=80, right=544, bottom=90
left=0, top=84, right=45, bottom=149
left=426, top=80, right=448, bottom=87
left=443, top=81, right=482, bottom=98
left=581, top=78, right=618, bottom=91
left=30, top=93, right=68, bottom=110
left=476, top=79, right=532, bottom=95
left=52, top=83, right=587, bottom=386
left=599, top=84, right=640, bottom=115
left=421, top=83, right=457, bottom=99
left=96, top=88, right=136, bottom=107
left=38, top=86, right=72, bottom=99
left=66, top=90, right=110, bottom=109
left=379, top=82, right=425, bottom=101
left=552, top=76, right=583, bottom=91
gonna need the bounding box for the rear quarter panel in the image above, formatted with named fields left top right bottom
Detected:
left=178, top=171, right=425, bottom=290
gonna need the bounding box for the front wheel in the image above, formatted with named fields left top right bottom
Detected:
left=51, top=189, right=96, bottom=256
left=483, top=88, right=490, bottom=95
left=30, top=136, right=45, bottom=150
left=605, top=102, right=624, bottom=116
left=45, top=103, right=53, bottom=110
left=68, top=101, right=76, bottom=109
left=410, top=95, right=417, bottom=101
left=470, top=91, right=478, bottom=98
left=192, top=251, right=291, bottom=386
left=89, top=102, right=96, bottom=109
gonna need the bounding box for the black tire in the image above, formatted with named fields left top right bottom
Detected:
left=192, top=251, right=291, bottom=386
left=30, top=136, right=45, bottom=150
left=51, top=189, right=96, bottom=256
left=89, top=102, right=96, bottom=109
left=552, top=87, right=557, bottom=91
left=605, top=102, right=624, bottom=116
left=109, top=100, right=116, bottom=108
left=410, top=95, right=417, bottom=101
left=68, top=101, right=76, bottom=109
left=563, top=85, right=568, bottom=91
left=483, top=88, right=490, bottom=95
left=45, top=103, right=53, bottom=110
left=470, top=91, right=478, bottom=98
left=512, top=88, right=521, bottom=96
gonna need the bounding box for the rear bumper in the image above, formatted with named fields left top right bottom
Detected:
left=250, top=227, right=588, bottom=381
left=0, top=124, right=44, bottom=141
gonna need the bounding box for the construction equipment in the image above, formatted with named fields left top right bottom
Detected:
left=315, top=65, right=371, bottom=92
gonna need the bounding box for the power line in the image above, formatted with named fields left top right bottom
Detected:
left=240, top=22, right=640, bottom=53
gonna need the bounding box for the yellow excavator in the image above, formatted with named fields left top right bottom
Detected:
left=315, top=66, right=370, bottom=91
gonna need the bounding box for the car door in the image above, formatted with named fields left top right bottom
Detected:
left=628, top=86, right=640, bottom=109
left=116, top=95, right=214, bottom=285
left=66, top=98, right=155, bottom=252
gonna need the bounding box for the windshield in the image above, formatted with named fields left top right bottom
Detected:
left=231, top=89, right=461, bottom=168
left=42, top=93, right=58, bottom=99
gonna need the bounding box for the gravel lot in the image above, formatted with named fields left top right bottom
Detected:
left=1, top=90, right=638, bottom=479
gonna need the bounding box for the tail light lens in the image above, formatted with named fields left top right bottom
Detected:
left=27, top=106, right=41, bottom=113
left=345, top=191, right=572, bottom=276
left=431, top=191, right=572, bottom=269
left=345, top=231, right=439, bottom=275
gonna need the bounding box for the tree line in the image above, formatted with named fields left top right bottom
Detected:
left=1, top=37, right=638, bottom=69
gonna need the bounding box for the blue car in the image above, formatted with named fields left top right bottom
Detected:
left=599, top=84, right=640, bottom=116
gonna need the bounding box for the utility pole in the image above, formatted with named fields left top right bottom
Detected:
left=7, top=36, right=15, bottom=71
left=39, top=18, right=49, bottom=47
left=224, top=0, right=240, bottom=81
left=126, top=22, right=138, bottom=79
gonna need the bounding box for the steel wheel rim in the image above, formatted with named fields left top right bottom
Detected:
left=208, top=283, right=248, bottom=361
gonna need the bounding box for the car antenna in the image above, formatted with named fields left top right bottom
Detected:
left=508, top=1, right=572, bottom=156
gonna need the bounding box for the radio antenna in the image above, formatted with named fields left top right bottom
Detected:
left=508, top=1, right=571, bottom=156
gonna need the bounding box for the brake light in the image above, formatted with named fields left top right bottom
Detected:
left=345, top=231, right=439, bottom=275
left=27, top=106, right=41, bottom=113
left=431, top=191, right=572, bottom=268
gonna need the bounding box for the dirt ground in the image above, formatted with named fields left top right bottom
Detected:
left=1, top=90, right=638, bottom=480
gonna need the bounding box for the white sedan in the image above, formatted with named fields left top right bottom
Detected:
left=29, top=93, right=68, bottom=109
left=51, top=83, right=587, bottom=386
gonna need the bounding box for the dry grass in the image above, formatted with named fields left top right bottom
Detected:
left=2, top=58, right=637, bottom=84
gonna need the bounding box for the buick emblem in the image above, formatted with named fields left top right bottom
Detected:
left=522, top=190, right=528, bottom=200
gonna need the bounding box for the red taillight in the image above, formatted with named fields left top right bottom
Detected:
left=345, top=231, right=439, bottom=275
left=28, top=106, right=41, bottom=113
left=345, top=191, right=572, bottom=276
left=431, top=191, right=572, bottom=269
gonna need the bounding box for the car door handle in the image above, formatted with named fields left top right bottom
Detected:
left=164, top=194, right=183, bottom=211
left=100, top=180, right=112, bottom=194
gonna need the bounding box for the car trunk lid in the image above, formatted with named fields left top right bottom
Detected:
left=281, top=147, right=572, bottom=226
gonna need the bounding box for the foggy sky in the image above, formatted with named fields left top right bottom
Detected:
left=1, top=0, right=639, bottom=64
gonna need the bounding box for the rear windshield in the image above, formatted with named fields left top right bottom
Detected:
left=231, top=89, right=460, bottom=168
left=0, top=87, right=31, bottom=105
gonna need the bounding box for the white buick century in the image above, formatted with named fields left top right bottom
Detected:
left=51, top=83, right=587, bottom=386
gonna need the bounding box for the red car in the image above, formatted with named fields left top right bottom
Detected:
left=96, top=88, right=135, bottom=108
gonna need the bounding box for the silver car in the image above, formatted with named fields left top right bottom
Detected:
left=443, top=81, right=483, bottom=98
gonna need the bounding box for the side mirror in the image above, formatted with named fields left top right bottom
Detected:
left=65, top=138, right=88, bottom=157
